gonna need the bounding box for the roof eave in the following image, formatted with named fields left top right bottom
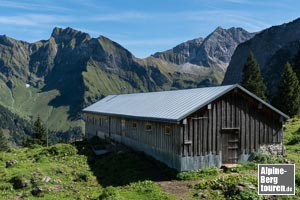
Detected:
left=82, top=110, right=180, bottom=124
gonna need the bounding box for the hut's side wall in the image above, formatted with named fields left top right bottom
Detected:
left=179, top=90, right=283, bottom=171
left=85, top=114, right=183, bottom=170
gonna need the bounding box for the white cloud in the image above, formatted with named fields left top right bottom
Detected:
left=0, top=14, right=73, bottom=26
left=90, top=12, right=153, bottom=22
left=0, top=0, right=71, bottom=12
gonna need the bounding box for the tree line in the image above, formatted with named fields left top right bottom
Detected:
left=241, top=51, right=300, bottom=117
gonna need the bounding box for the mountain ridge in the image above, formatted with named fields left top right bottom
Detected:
left=0, top=26, right=253, bottom=142
left=152, top=26, right=254, bottom=73
left=223, top=18, right=300, bottom=96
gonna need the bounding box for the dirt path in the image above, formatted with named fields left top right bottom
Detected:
left=159, top=180, right=197, bottom=200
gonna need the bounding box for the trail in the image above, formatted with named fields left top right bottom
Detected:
left=8, top=89, right=15, bottom=108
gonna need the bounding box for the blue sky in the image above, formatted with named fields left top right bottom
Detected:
left=0, top=0, right=299, bottom=58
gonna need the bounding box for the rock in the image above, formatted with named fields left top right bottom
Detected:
left=42, top=176, right=51, bottom=183
left=259, top=144, right=283, bottom=156
left=236, top=183, right=256, bottom=192
left=196, top=193, right=208, bottom=198
left=31, top=186, right=43, bottom=196
left=6, top=160, right=18, bottom=168
left=153, top=27, right=254, bottom=73
left=53, top=179, right=61, bottom=184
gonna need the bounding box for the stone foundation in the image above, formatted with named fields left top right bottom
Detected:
left=258, top=143, right=284, bottom=156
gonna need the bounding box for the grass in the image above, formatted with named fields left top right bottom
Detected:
left=0, top=141, right=173, bottom=200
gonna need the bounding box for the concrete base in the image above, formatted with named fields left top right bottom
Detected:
left=111, top=134, right=221, bottom=171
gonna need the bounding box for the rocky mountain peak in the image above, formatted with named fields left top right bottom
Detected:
left=153, top=27, right=254, bottom=72
left=51, top=27, right=91, bottom=43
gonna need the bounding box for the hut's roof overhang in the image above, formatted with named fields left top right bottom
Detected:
left=83, top=84, right=289, bottom=122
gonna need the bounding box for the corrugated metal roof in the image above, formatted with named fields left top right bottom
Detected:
left=83, top=84, right=289, bottom=122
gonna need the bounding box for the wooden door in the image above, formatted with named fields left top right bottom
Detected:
left=221, top=129, right=239, bottom=164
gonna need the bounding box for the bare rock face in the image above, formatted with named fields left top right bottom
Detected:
left=223, top=18, right=300, bottom=95
left=153, top=27, right=254, bottom=73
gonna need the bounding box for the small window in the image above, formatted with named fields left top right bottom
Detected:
left=132, top=122, right=137, bottom=129
left=145, top=123, right=152, bottom=131
left=165, top=126, right=171, bottom=135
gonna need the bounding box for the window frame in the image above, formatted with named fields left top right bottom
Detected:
left=132, top=121, right=138, bottom=130
left=145, top=123, right=152, bottom=132
left=165, top=126, right=171, bottom=135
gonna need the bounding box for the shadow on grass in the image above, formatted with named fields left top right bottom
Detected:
left=73, top=137, right=177, bottom=187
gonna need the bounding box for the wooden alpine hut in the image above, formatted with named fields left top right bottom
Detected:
left=83, top=84, right=289, bottom=171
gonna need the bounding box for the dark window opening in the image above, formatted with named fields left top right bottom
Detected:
left=165, top=126, right=171, bottom=135
left=145, top=123, right=152, bottom=131
left=132, top=122, right=137, bottom=129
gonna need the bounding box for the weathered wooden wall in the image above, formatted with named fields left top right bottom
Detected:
left=181, top=90, right=283, bottom=159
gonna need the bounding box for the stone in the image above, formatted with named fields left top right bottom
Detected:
left=259, top=143, right=283, bottom=156
left=31, top=187, right=43, bottom=196
left=42, top=176, right=51, bottom=183
left=6, top=160, right=18, bottom=168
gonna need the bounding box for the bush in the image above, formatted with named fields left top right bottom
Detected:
left=287, top=134, right=300, bottom=145
left=44, top=144, right=77, bottom=157
left=195, top=175, right=257, bottom=194
left=75, top=172, right=89, bottom=182
left=99, top=186, right=122, bottom=200
left=10, top=176, right=28, bottom=189
left=232, top=188, right=263, bottom=200
left=249, top=152, right=284, bottom=164
left=177, top=167, right=218, bottom=180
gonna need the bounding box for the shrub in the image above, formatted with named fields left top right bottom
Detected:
left=249, top=152, right=285, bottom=164
left=76, top=172, right=89, bottom=182
left=99, top=186, right=122, bottom=200
left=10, top=176, right=28, bottom=189
left=195, top=175, right=258, bottom=197
left=287, top=134, right=300, bottom=145
left=44, top=144, right=77, bottom=157
left=232, top=188, right=263, bottom=200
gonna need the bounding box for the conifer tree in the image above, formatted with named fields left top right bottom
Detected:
left=32, top=116, right=46, bottom=145
left=273, top=62, right=300, bottom=116
left=241, top=52, right=268, bottom=101
left=0, top=129, right=9, bottom=151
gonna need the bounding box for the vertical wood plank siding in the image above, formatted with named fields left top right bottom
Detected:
left=180, top=90, right=283, bottom=157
